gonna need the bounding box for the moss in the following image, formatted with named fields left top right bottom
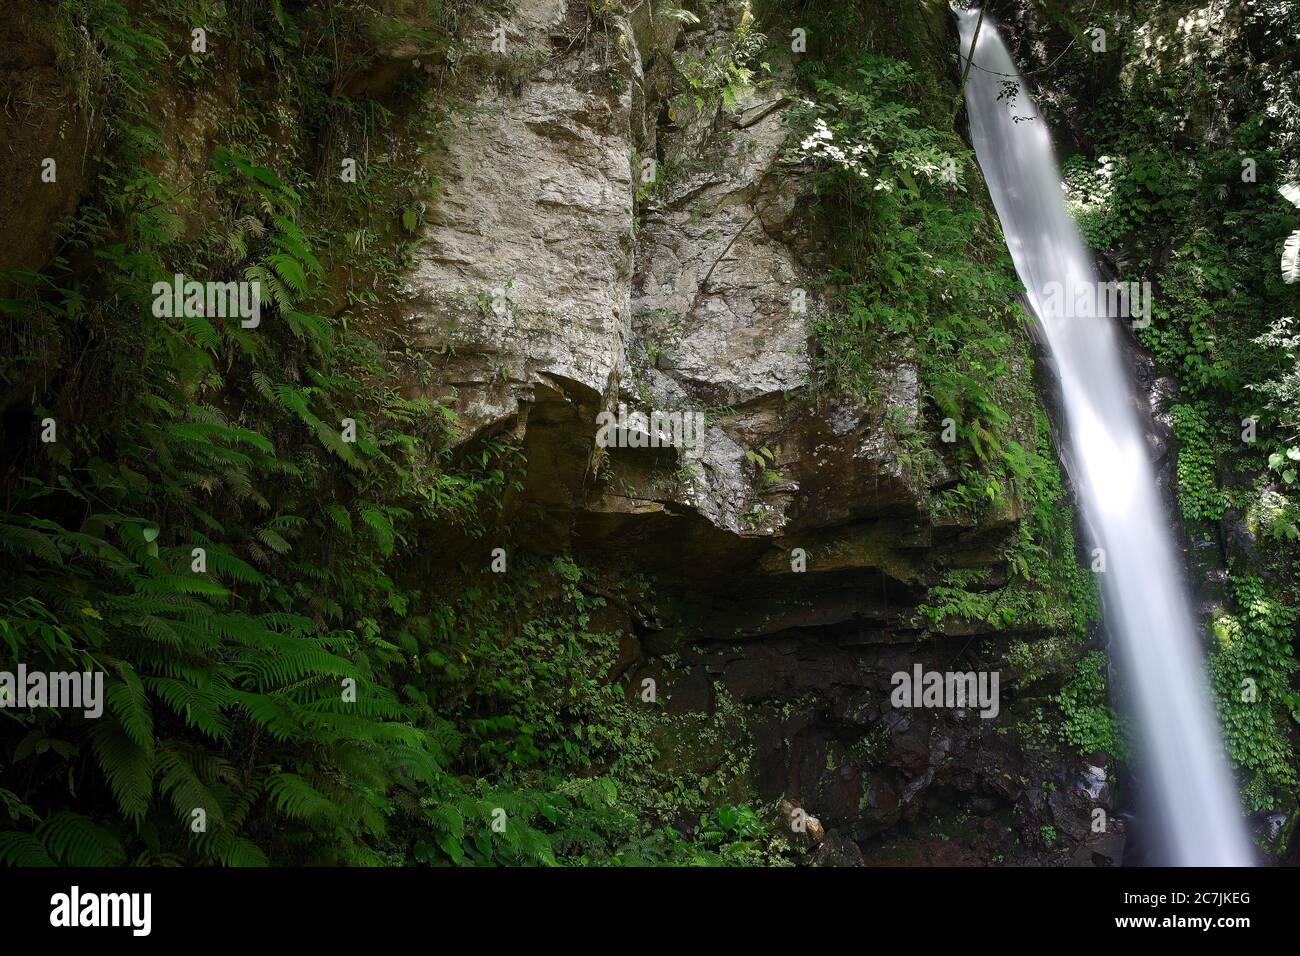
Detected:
left=774, top=2, right=1096, bottom=645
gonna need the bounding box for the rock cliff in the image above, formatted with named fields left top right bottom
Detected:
left=400, top=0, right=1112, bottom=863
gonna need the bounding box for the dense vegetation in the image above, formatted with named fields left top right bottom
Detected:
left=0, top=0, right=798, bottom=866
left=788, top=0, right=1103, bottom=751
left=0, top=0, right=1293, bottom=866
left=1016, top=0, right=1300, bottom=829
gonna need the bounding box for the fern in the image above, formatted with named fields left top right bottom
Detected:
left=0, top=832, right=55, bottom=867
left=37, top=813, right=126, bottom=867
left=266, top=773, right=337, bottom=824
left=0, top=0, right=537, bottom=871
left=89, top=719, right=155, bottom=822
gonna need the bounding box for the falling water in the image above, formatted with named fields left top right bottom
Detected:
left=955, top=9, right=1252, bottom=866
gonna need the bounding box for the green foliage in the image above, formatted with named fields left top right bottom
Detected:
left=1038, top=0, right=1300, bottom=821
left=669, top=8, right=769, bottom=116
left=688, top=804, right=778, bottom=865
left=0, top=0, right=805, bottom=871
left=791, top=52, right=1015, bottom=414
left=1209, top=577, right=1299, bottom=813
left=1252, top=315, right=1300, bottom=532
left=1168, top=404, right=1230, bottom=522
left=0, top=0, right=532, bottom=868
left=789, top=25, right=1095, bottom=645
left=1054, top=651, right=1125, bottom=760
left=385, top=554, right=792, bottom=866
left=917, top=417, right=1097, bottom=637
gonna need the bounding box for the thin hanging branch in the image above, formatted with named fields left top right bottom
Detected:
left=954, top=6, right=986, bottom=120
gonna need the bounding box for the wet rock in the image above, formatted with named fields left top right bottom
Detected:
left=0, top=3, right=95, bottom=290
left=813, top=831, right=865, bottom=867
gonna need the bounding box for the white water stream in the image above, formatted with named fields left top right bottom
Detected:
left=956, top=9, right=1252, bottom=866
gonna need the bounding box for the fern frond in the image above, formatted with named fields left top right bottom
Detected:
left=88, top=719, right=154, bottom=822
left=266, top=773, right=337, bottom=823
left=0, top=832, right=55, bottom=866
left=37, top=812, right=126, bottom=866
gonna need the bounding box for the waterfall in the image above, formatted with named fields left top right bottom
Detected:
left=955, top=9, right=1253, bottom=866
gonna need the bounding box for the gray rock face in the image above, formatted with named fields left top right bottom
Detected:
left=402, top=0, right=645, bottom=536
left=631, top=85, right=808, bottom=407
left=408, top=67, right=634, bottom=434
left=412, top=37, right=628, bottom=363
left=407, top=3, right=936, bottom=551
